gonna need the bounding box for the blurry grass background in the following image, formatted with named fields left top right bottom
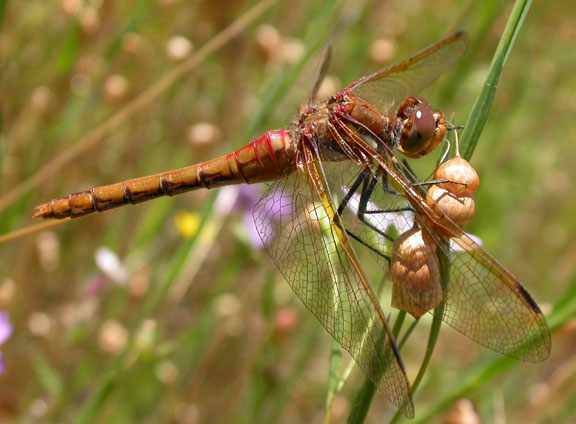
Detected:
left=1, top=0, right=576, bottom=423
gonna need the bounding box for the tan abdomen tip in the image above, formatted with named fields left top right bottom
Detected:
left=33, top=203, right=52, bottom=219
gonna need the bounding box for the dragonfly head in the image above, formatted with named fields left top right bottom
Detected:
left=396, top=96, right=446, bottom=158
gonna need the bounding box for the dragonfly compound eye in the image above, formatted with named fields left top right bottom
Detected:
left=413, top=106, right=436, bottom=141
left=398, top=101, right=443, bottom=158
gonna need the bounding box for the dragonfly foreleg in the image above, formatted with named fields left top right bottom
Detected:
left=413, top=178, right=468, bottom=188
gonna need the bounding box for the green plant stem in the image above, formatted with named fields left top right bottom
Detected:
left=459, top=0, right=533, bottom=160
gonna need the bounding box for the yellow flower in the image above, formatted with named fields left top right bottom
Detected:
left=174, top=212, right=200, bottom=238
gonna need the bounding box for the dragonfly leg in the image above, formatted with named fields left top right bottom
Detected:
left=346, top=230, right=390, bottom=261
left=336, top=168, right=371, bottom=216
left=413, top=178, right=467, bottom=188
left=335, top=168, right=414, bottom=261
left=357, top=173, right=409, bottom=243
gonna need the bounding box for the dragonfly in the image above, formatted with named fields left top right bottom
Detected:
left=34, top=32, right=551, bottom=417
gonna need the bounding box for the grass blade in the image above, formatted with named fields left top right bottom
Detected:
left=459, top=0, right=532, bottom=161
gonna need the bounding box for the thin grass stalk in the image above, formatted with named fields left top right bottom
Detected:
left=320, top=204, right=346, bottom=424
left=459, top=0, right=533, bottom=160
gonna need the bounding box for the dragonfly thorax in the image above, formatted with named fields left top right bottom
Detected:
left=293, top=101, right=351, bottom=162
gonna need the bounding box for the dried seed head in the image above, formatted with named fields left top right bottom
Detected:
left=370, top=38, right=397, bottom=63
left=28, top=312, right=53, bottom=338
left=389, top=228, right=442, bottom=318
left=426, top=155, right=480, bottom=226
left=279, top=38, right=304, bottom=65
left=166, top=35, right=193, bottom=61
left=30, top=86, right=54, bottom=112
left=122, top=33, right=145, bottom=55
left=155, top=360, right=179, bottom=385
left=274, top=307, right=298, bottom=341
left=426, top=184, right=476, bottom=226
left=445, top=399, right=482, bottom=424
left=103, top=74, right=129, bottom=102
left=187, top=122, right=221, bottom=147
left=98, top=319, right=128, bottom=354
left=315, top=75, right=340, bottom=101
left=61, top=0, right=83, bottom=17
left=434, top=156, right=479, bottom=197
left=80, top=7, right=99, bottom=34
left=255, top=24, right=282, bottom=55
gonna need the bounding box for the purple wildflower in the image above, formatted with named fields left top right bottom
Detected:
left=228, top=185, right=263, bottom=249
left=0, top=311, right=13, bottom=374
left=229, top=185, right=285, bottom=250
left=233, top=184, right=261, bottom=212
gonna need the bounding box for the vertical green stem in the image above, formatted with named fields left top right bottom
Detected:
left=459, top=0, right=533, bottom=160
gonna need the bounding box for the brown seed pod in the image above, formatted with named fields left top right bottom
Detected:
left=426, top=155, right=479, bottom=226
left=426, top=184, right=476, bottom=226
left=389, top=228, right=442, bottom=318
left=434, top=155, right=479, bottom=197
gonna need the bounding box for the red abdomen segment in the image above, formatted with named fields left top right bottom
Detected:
left=34, top=130, right=296, bottom=219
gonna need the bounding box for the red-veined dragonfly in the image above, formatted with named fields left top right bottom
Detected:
left=34, top=32, right=550, bottom=417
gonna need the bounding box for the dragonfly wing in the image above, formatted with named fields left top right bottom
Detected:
left=346, top=32, right=468, bottom=113
left=344, top=155, right=552, bottom=362
left=313, top=135, right=550, bottom=362
left=330, top=127, right=551, bottom=362
left=253, top=158, right=414, bottom=417
left=333, top=167, right=551, bottom=362
left=422, top=224, right=551, bottom=362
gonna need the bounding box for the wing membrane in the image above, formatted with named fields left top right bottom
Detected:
left=330, top=133, right=551, bottom=362
left=346, top=32, right=468, bottom=112
left=433, top=230, right=551, bottom=361
left=253, top=153, right=414, bottom=417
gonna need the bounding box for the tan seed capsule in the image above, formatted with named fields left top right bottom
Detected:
left=426, top=154, right=479, bottom=226
left=389, top=228, right=442, bottom=318
left=434, top=155, right=479, bottom=197
left=426, top=184, right=476, bottom=226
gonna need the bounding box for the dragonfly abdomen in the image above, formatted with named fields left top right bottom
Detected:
left=33, top=130, right=296, bottom=219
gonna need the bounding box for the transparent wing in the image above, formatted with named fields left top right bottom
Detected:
left=426, top=229, right=551, bottom=362
left=329, top=142, right=551, bottom=362
left=345, top=32, right=468, bottom=113
left=253, top=154, right=414, bottom=417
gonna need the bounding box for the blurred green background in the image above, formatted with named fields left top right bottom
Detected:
left=1, top=0, right=575, bottom=423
